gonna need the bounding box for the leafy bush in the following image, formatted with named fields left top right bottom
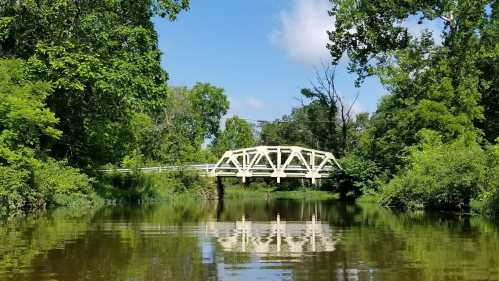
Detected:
left=0, top=166, right=31, bottom=215
left=96, top=169, right=216, bottom=203
left=473, top=140, right=499, bottom=216
left=379, top=134, right=489, bottom=211
left=332, top=154, right=382, bottom=200
left=33, top=160, right=96, bottom=208
left=0, top=160, right=97, bottom=215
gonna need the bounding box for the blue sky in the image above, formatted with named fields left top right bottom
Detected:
left=154, top=0, right=388, bottom=122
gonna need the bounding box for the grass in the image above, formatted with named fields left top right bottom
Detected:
left=272, top=189, right=338, bottom=200
left=96, top=172, right=339, bottom=204
left=224, top=185, right=338, bottom=200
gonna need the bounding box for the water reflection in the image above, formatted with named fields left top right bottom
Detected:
left=0, top=199, right=499, bottom=281
left=207, top=214, right=340, bottom=255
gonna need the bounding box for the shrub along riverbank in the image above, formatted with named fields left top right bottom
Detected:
left=94, top=173, right=339, bottom=204
left=337, top=135, right=499, bottom=216
left=95, top=171, right=218, bottom=203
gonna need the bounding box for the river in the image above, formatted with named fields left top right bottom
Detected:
left=1, top=198, right=498, bottom=281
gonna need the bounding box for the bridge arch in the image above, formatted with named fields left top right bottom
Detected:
left=210, top=146, right=342, bottom=184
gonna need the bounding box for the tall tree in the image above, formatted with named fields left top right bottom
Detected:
left=0, top=59, right=93, bottom=213
left=328, top=0, right=496, bottom=171
left=0, top=0, right=189, bottom=168
left=213, top=116, right=254, bottom=157
left=260, top=103, right=323, bottom=149
left=300, top=64, right=339, bottom=153
left=127, top=84, right=229, bottom=165
left=301, top=63, right=359, bottom=155
left=188, top=82, right=230, bottom=139
left=0, top=59, right=59, bottom=166
left=477, top=3, right=499, bottom=142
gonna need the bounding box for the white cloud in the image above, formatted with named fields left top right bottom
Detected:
left=227, top=96, right=264, bottom=119
left=270, top=0, right=334, bottom=66
left=244, top=96, right=264, bottom=111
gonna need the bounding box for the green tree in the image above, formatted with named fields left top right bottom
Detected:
left=0, top=59, right=94, bottom=213
left=328, top=0, right=491, bottom=82
left=260, top=102, right=329, bottom=149
left=213, top=116, right=255, bottom=156
left=475, top=139, right=499, bottom=216
left=0, top=59, right=59, bottom=166
left=123, top=84, right=227, bottom=165
left=0, top=0, right=189, bottom=168
left=328, top=0, right=496, bottom=173
left=188, top=82, right=230, bottom=138
left=379, top=130, right=490, bottom=211
left=477, top=4, right=499, bottom=143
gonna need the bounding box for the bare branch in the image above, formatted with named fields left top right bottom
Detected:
left=345, top=90, right=360, bottom=121
left=293, top=96, right=306, bottom=107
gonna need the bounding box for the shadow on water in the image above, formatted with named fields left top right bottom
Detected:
left=1, top=198, right=499, bottom=281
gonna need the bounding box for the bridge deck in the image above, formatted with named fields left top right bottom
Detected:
left=100, top=146, right=341, bottom=184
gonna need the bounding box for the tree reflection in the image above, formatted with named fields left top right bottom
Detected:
left=0, top=199, right=498, bottom=281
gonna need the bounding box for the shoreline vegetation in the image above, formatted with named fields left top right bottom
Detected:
left=96, top=171, right=339, bottom=203
left=1, top=1, right=498, bottom=218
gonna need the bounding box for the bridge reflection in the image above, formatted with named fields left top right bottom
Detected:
left=205, top=215, right=340, bottom=256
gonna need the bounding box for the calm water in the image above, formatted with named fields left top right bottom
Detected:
left=1, top=198, right=499, bottom=281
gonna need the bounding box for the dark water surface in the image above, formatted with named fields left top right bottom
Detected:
left=1, top=198, right=499, bottom=281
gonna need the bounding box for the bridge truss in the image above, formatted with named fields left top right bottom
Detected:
left=210, top=146, right=342, bottom=184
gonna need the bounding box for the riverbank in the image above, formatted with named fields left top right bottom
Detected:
left=224, top=186, right=338, bottom=200
left=92, top=171, right=339, bottom=204
left=0, top=169, right=341, bottom=218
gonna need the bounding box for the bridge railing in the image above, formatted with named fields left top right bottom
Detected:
left=98, top=146, right=341, bottom=185
left=99, top=164, right=216, bottom=174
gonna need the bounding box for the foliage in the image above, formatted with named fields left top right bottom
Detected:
left=96, top=170, right=216, bottom=203
left=260, top=106, right=316, bottom=147
left=324, top=0, right=498, bottom=215
left=0, top=59, right=98, bottom=214
left=213, top=116, right=255, bottom=156
left=300, top=74, right=339, bottom=153
left=189, top=82, right=229, bottom=138
left=0, top=0, right=229, bottom=214
left=261, top=101, right=337, bottom=149
left=336, top=154, right=382, bottom=197
left=260, top=95, right=368, bottom=159
left=0, top=0, right=189, bottom=168
left=0, top=166, right=30, bottom=215
left=272, top=189, right=338, bottom=200
left=223, top=184, right=338, bottom=200
left=473, top=139, right=499, bottom=216
left=364, top=36, right=484, bottom=172
left=478, top=6, right=499, bottom=143
left=328, top=0, right=498, bottom=174
left=0, top=1, right=231, bottom=215
left=328, top=0, right=493, bottom=83
left=0, top=59, right=59, bottom=166
left=0, top=160, right=96, bottom=216
left=379, top=132, right=491, bottom=211
left=33, top=159, right=96, bottom=208
left=124, top=84, right=224, bottom=165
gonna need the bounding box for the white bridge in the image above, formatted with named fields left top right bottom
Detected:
left=205, top=214, right=340, bottom=255
left=101, top=146, right=341, bottom=184
left=211, top=146, right=341, bottom=184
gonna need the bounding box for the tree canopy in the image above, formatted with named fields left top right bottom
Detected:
left=1, top=0, right=190, bottom=168
left=324, top=0, right=499, bottom=211
left=213, top=116, right=255, bottom=157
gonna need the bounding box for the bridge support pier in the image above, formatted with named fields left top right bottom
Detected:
left=216, top=176, right=224, bottom=201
